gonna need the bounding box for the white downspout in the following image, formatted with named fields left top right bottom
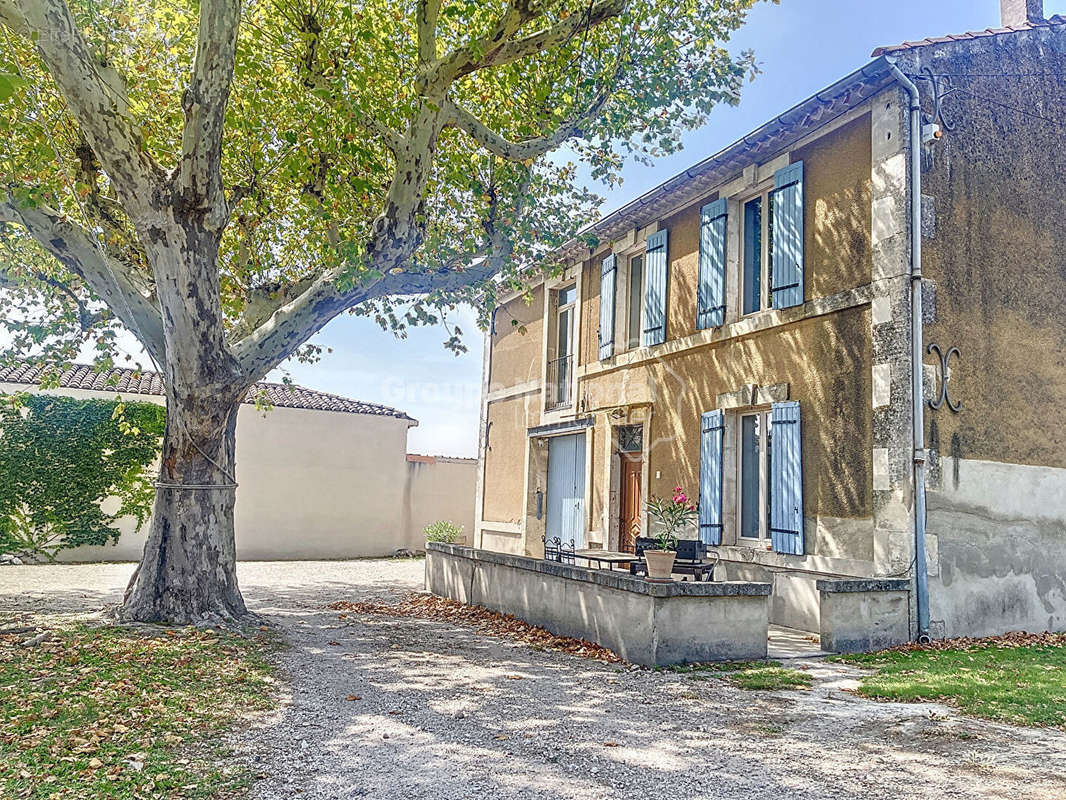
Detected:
left=888, top=61, right=931, bottom=642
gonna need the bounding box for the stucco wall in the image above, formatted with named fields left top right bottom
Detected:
left=927, top=458, right=1066, bottom=638
left=580, top=114, right=873, bottom=348
left=404, top=457, right=477, bottom=547
left=893, top=25, right=1066, bottom=636
left=582, top=303, right=874, bottom=549
left=908, top=28, right=1066, bottom=471
left=482, top=391, right=539, bottom=524
left=489, top=286, right=545, bottom=390
left=479, top=109, right=878, bottom=573
left=0, top=382, right=470, bottom=562
left=427, top=543, right=771, bottom=664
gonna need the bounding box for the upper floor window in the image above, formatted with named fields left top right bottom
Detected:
left=739, top=160, right=805, bottom=315
left=548, top=283, right=577, bottom=410
left=741, top=191, right=774, bottom=315
left=626, top=254, right=644, bottom=350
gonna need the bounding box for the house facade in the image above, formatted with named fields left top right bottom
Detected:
left=0, top=363, right=476, bottom=561
left=474, top=3, right=1066, bottom=639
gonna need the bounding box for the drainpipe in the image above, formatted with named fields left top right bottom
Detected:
left=888, top=61, right=931, bottom=643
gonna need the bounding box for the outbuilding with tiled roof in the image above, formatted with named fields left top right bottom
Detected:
left=1, top=361, right=475, bottom=562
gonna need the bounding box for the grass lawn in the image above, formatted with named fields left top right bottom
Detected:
left=667, top=660, right=814, bottom=691
left=0, top=623, right=278, bottom=800
left=835, top=634, right=1066, bottom=729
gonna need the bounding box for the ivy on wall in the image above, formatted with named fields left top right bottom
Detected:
left=0, top=394, right=166, bottom=560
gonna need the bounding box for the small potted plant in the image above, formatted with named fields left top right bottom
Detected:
left=643, top=486, right=697, bottom=581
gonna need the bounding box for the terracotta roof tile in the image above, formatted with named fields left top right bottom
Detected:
left=0, top=362, right=415, bottom=422
left=407, top=453, right=477, bottom=464
left=872, top=15, right=1066, bottom=56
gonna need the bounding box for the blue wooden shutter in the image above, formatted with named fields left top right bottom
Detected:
left=642, top=229, right=668, bottom=347
left=698, top=199, right=727, bottom=329
left=598, top=254, right=617, bottom=360
left=770, top=401, right=804, bottom=555
left=698, top=409, right=724, bottom=545
left=771, top=161, right=804, bottom=309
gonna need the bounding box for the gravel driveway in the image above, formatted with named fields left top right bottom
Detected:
left=3, top=559, right=1066, bottom=799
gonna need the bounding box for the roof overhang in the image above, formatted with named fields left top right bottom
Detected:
left=552, top=55, right=898, bottom=266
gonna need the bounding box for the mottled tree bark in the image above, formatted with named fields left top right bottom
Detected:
left=120, top=395, right=246, bottom=623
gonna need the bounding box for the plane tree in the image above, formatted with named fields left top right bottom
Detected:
left=0, top=0, right=757, bottom=623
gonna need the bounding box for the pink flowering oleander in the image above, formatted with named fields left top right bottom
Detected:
left=647, top=485, right=699, bottom=551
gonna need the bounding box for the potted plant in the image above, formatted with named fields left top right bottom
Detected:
left=643, top=486, right=697, bottom=581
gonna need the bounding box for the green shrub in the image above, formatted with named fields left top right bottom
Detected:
left=424, top=520, right=464, bottom=544
left=0, top=393, right=166, bottom=560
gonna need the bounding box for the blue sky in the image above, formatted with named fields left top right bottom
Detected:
left=275, top=0, right=1065, bottom=457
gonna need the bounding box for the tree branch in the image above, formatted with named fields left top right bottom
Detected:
left=231, top=262, right=493, bottom=381
left=0, top=196, right=166, bottom=362
left=177, top=0, right=241, bottom=230
left=0, top=0, right=165, bottom=213
left=233, top=164, right=532, bottom=382
left=416, top=0, right=440, bottom=63
left=423, top=1, right=536, bottom=91
left=431, top=0, right=626, bottom=87
left=31, top=269, right=110, bottom=331
left=368, top=119, right=406, bottom=157
left=443, top=93, right=610, bottom=161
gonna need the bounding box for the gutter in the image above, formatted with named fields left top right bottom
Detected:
left=887, top=60, right=931, bottom=643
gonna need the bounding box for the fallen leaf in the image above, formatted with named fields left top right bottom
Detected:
left=345, top=695, right=361, bottom=701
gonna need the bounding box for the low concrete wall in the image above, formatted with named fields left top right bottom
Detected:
left=715, top=559, right=836, bottom=634
left=426, top=542, right=771, bottom=666
left=818, top=578, right=911, bottom=653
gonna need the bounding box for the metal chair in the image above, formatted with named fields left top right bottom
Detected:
left=541, top=535, right=575, bottom=565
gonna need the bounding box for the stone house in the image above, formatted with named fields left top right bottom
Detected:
left=473, top=2, right=1066, bottom=640
left=0, top=362, right=476, bottom=561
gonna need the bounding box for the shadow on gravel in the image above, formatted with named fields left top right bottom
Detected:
left=241, top=600, right=1066, bottom=800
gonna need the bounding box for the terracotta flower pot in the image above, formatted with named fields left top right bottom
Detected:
left=644, top=549, right=676, bottom=581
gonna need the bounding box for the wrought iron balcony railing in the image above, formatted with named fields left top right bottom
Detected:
left=546, top=353, right=573, bottom=410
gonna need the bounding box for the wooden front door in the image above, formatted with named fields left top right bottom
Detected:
left=619, top=454, right=643, bottom=552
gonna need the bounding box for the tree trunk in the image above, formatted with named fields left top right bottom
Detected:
left=119, top=394, right=248, bottom=624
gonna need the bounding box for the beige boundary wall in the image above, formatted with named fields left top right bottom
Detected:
left=426, top=542, right=771, bottom=665
left=1, top=382, right=476, bottom=561
left=404, top=455, right=477, bottom=547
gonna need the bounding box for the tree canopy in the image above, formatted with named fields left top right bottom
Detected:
left=0, top=0, right=759, bottom=376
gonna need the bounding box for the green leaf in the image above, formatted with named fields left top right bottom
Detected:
left=0, top=73, right=29, bottom=103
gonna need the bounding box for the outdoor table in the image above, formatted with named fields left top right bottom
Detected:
left=573, top=548, right=636, bottom=571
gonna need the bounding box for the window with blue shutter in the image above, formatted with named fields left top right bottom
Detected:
left=698, top=199, right=727, bottom=329
left=698, top=409, right=724, bottom=545
left=770, top=161, right=804, bottom=309
left=641, top=229, right=668, bottom=347
left=598, top=254, right=617, bottom=360
left=769, top=401, right=804, bottom=555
